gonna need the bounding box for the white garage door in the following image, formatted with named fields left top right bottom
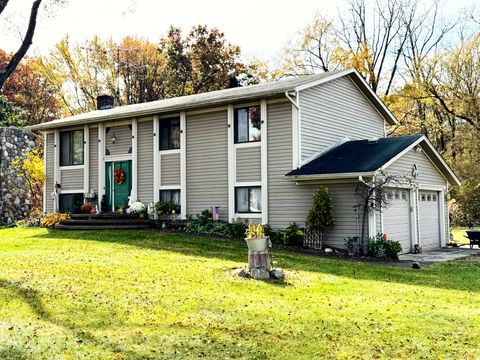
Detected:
left=383, top=189, right=411, bottom=254
left=418, top=191, right=441, bottom=250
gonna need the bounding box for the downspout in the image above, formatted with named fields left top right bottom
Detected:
left=285, top=90, right=300, bottom=168
left=285, top=90, right=299, bottom=109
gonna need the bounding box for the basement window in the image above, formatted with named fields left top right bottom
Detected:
left=159, top=189, right=181, bottom=213
left=159, top=117, right=180, bottom=151
left=235, top=186, right=261, bottom=213
left=234, top=106, right=261, bottom=143
left=60, top=130, right=84, bottom=166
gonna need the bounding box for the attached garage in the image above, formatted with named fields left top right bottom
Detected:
left=287, top=135, right=460, bottom=253
left=383, top=188, right=412, bottom=254
left=418, top=190, right=441, bottom=250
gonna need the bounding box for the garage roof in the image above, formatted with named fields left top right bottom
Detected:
left=286, top=135, right=460, bottom=186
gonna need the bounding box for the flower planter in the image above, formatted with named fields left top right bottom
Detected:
left=245, top=236, right=269, bottom=252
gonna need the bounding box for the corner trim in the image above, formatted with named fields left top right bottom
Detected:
left=97, top=123, right=105, bottom=212
left=131, top=118, right=138, bottom=202
left=83, top=125, right=90, bottom=198
left=153, top=115, right=160, bottom=208
left=227, top=105, right=235, bottom=222
left=180, top=111, right=187, bottom=220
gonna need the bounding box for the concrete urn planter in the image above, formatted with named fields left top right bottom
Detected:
left=245, top=236, right=269, bottom=252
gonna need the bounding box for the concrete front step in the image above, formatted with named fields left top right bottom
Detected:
left=55, top=224, right=151, bottom=230
left=70, top=213, right=139, bottom=220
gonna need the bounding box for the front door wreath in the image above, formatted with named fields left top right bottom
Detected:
left=114, top=167, right=126, bottom=184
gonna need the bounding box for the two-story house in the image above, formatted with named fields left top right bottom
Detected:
left=31, top=68, right=460, bottom=253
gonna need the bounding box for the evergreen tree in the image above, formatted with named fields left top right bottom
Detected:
left=307, top=187, right=335, bottom=232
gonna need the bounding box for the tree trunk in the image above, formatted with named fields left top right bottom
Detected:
left=248, top=250, right=271, bottom=280
left=0, top=0, right=42, bottom=90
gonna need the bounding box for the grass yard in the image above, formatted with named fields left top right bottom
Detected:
left=0, top=229, right=479, bottom=359
left=451, top=227, right=480, bottom=245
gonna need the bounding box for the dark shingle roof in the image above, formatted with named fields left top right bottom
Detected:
left=287, top=135, right=423, bottom=177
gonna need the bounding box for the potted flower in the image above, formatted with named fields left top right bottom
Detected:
left=244, top=223, right=269, bottom=252
left=126, top=201, right=147, bottom=219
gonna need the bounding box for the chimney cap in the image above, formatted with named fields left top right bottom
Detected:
left=97, top=95, right=114, bottom=110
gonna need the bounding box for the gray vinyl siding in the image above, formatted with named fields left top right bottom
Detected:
left=384, top=148, right=447, bottom=187
left=137, top=120, right=154, bottom=203
left=45, top=133, right=55, bottom=213
left=89, top=127, right=98, bottom=193
left=105, top=124, right=131, bottom=156
left=60, top=168, right=84, bottom=191
left=299, top=76, right=385, bottom=161
left=161, top=153, right=180, bottom=186
left=236, top=146, right=261, bottom=182
left=186, top=110, right=228, bottom=220
left=267, top=101, right=361, bottom=248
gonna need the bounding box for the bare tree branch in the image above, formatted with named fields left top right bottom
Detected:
left=0, top=0, right=43, bottom=90
left=0, top=0, right=9, bottom=15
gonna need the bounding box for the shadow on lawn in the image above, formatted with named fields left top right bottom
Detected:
left=32, top=230, right=480, bottom=293
left=0, top=278, right=152, bottom=359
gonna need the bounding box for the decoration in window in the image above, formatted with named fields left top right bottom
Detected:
left=114, top=167, right=126, bottom=185
left=235, top=186, right=262, bottom=213
left=234, top=106, right=261, bottom=143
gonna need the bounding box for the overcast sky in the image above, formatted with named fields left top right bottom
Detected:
left=1, top=0, right=477, bottom=61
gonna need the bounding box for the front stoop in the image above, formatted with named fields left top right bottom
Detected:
left=55, top=213, right=151, bottom=230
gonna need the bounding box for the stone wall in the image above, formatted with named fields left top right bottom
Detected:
left=0, top=127, right=37, bottom=225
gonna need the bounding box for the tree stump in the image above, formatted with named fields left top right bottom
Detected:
left=248, top=250, right=271, bottom=280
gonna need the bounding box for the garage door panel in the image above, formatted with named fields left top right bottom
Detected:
left=383, top=188, right=411, bottom=254
left=419, top=191, right=440, bottom=250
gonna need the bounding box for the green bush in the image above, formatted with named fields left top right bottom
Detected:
left=264, top=224, right=283, bottom=244
left=368, top=233, right=402, bottom=260
left=15, top=218, right=41, bottom=228
left=155, top=201, right=180, bottom=217
left=185, top=209, right=246, bottom=240
left=282, top=223, right=304, bottom=246
left=229, top=221, right=247, bottom=239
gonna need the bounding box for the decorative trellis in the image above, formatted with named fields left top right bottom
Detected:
left=304, top=228, right=324, bottom=250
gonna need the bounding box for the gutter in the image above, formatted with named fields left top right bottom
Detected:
left=285, top=171, right=375, bottom=181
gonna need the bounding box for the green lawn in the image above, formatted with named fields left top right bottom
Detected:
left=0, top=229, right=479, bottom=359
left=451, top=227, right=480, bottom=245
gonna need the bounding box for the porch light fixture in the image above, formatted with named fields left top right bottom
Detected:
left=111, top=133, right=117, bottom=144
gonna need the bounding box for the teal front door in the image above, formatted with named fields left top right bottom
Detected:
left=105, top=160, right=132, bottom=212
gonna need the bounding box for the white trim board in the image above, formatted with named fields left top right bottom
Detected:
left=97, top=122, right=105, bottom=212
left=104, top=154, right=133, bottom=162
left=153, top=115, right=160, bottom=213
left=227, top=105, right=235, bottom=222
left=131, top=118, right=138, bottom=202
left=83, top=125, right=90, bottom=196
left=180, top=111, right=187, bottom=220
left=260, top=99, right=268, bottom=225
